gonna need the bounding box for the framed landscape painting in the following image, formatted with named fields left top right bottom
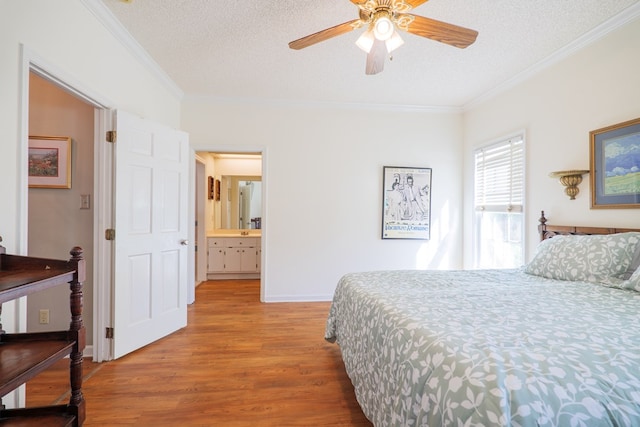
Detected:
left=381, top=166, right=432, bottom=240
left=590, top=118, right=640, bottom=209
left=28, top=136, right=72, bottom=189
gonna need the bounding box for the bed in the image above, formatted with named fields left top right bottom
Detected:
left=326, top=213, right=640, bottom=426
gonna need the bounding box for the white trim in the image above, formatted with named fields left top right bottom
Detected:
left=83, top=345, right=94, bottom=358
left=188, top=149, right=196, bottom=304
left=29, top=68, right=110, bottom=111
left=93, top=109, right=115, bottom=362
left=184, top=94, right=462, bottom=114
left=16, top=47, right=31, bottom=258
left=471, top=128, right=528, bottom=152
left=194, top=157, right=208, bottom=287
left=82, top=0, right=640, bottom=113
left=263, top=294, right=334, bottom=303
left=80, top=0, right=183, bottom=100
left=190, top=143, right=267, bottom=154
left=83, top=0, right=639, bottom=113
left=465, top=3, right=640, bottom=111
left=259, top=148, right=267, bottom=303
left=9, top=46, right=32, bottom=409
left=206, top=273, right=261, bottom=280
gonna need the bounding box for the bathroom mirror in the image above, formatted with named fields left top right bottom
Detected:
left=219, top=175, right=262, bottom=229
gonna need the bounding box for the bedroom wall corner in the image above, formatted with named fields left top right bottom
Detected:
left=461, top=16, right=640, bottom=265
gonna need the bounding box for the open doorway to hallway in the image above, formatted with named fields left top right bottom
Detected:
left=26, top=71, right=96, bottom=352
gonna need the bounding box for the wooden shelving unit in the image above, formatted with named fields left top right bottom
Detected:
left=0, top=244, right=85, bottom=427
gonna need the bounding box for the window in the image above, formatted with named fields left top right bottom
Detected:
left=473, top=134, right=524, bottom=268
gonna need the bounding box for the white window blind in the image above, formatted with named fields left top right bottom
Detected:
left=473, top=134, right=525, bottom=269
left=474, top=136, right=524, bottom=213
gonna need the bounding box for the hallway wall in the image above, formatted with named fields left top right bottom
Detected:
left=27, top=73, right=95, bottom=344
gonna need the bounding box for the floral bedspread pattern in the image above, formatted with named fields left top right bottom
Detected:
left=325, top=269, right=640, bottom=427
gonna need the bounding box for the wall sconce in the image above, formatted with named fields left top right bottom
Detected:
left=549, top=170, right=589, bottom=200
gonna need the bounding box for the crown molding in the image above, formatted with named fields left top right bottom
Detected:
left=464, top=2, right=640, bottom=111
left=79, top=0, right=456, bottom=114
left=80, top=0, right=640, bottom=114
left=80, top=0, right=184, bottom=100
left=183, top=93, right=462, bottom=114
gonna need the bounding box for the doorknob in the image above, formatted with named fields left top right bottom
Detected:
left=180, top=240, right=189, bottom=246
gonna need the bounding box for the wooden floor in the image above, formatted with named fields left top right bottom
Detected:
left=26, top=280, right=372, bottom=426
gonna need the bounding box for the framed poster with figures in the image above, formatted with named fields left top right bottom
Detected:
left=382, top=166, right=431, bottom=240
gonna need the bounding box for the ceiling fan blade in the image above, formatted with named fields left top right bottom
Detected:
left=402, top=14, right=478, bottom=48
left=365, top=39, right=386, bottom=75
left=289, top=19, right=363, bottom=50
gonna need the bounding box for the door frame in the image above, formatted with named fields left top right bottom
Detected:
left=19, top=45, right=115, bottom=362
left=190, top=144, right=267, bottom=302
left=194, top=155, right=207, bottom=289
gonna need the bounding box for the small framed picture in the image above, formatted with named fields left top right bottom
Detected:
left=28, top=136, right=72, bottom=189
left=208, top=176, right=215, bottom=199
left=214, top=179, right=221, bottom=201
left=590, top=117, right=640, bottom=209
left=382, top=166, right=432, bottom=240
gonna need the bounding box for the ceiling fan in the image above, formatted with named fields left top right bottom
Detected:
left=288, top=0, right=478, bottom=75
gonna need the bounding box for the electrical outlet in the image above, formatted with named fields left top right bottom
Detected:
left=39, top=309, right=50, bottom=324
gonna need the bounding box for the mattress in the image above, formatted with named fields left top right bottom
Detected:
left=325, top=269, right=640, bottom=426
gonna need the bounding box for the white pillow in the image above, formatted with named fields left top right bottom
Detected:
left=623, top=266, right=640, bottom=292
left=524, top=232, right=640, bottom=282
left=624, top=268, right=640, bottom=292
left=621, top=242, right=640, bottom=280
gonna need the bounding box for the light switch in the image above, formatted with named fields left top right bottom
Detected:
left=80, top=194, right=91, bottom=209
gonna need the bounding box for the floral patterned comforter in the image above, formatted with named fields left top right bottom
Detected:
left=325, top=269, right=640, bottom=427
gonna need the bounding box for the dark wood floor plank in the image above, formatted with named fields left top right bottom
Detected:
left=27, top=279, right=372, bottom=426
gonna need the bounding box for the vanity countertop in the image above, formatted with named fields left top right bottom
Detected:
left=207, top=231, right=261, bottom=238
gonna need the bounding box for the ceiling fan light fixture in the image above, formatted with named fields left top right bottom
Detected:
left=373, top=16, right=394, bottom=41
left=356, top=29, right=375, bottom=53
left=385, top=30, right=404, bottom=53
left=288, top=0, right=479, bottom=75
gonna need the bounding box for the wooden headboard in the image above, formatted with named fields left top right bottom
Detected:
left=538, top=211, right=640, bottom=241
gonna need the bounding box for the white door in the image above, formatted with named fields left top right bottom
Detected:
left=112, top=111, right=189, bottom=359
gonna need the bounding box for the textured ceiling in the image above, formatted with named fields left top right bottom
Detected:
left=99, top=0, right=640, bottom=109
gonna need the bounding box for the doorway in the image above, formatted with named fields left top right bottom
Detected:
left=195, top=151, right=265, bottom=300
left=194, top=157, right=207, bottom=291
left=21, top=57, right=189, bottom=363
left=24, top=70, right=106, bottom=359
left=26, top=73, right=96, bottom=347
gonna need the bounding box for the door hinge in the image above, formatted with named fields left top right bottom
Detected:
left=106, top=130, right=117, bottom=143
left=106, top=327, right=114, bottom=339
left=105, top=228, right=116, bottom=241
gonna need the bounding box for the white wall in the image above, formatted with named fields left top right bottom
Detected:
left=463, top=17, right=640, bottom=266
left=184, top=100, right=464, bottom=301
left=0, top=0, right=182, bottom=253
left=10, top=1, right=636, bottom=307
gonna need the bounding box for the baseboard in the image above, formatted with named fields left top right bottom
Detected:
left=83, top=345, right=93, bottom=359
left=206, top=273, right=260, bottom=280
